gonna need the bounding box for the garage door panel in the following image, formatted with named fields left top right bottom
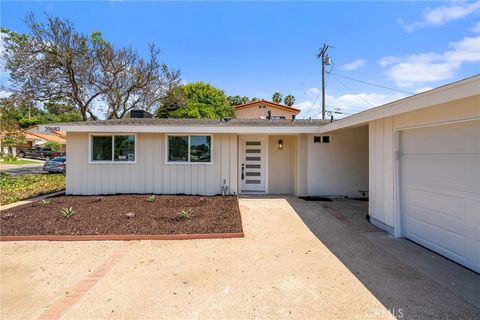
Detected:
left=405, top=217, right=468, bottom=263
left=406, top=187, right=467, bottom=222
left=402, top=154, right=477, bottom=193
left=401, top=121, right=479, bottom=154
left=401, top=121, right=480, bottom=273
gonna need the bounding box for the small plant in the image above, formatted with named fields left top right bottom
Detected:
left=178, top=208, right=192, bottom=219
left=147, top=195, right=156, bottom=202
left=62, top=207, right=75, bottom=218
left=96, top=196, right=104, bottom=202
left=41, top=199, right=51, bottom=205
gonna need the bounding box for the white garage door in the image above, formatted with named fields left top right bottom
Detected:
left=400, top=120, right=480, bottom=273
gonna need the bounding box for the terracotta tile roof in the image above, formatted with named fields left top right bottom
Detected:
left=234, top=99, right=301, bottom=113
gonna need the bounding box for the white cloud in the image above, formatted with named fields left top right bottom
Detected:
left=380, top=36, right=480, bottom=87
left=414, top=87, right=433, bottom=93
left=296, top=88, right=405, bottom=119
left=398, top=1, right=480, bottom=33
left=341, top=59, right=366, bottom=71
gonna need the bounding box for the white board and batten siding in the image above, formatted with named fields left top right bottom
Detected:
left=66, top=132, right=238, bottom=196
left=368, top=95, right=480, bottom=272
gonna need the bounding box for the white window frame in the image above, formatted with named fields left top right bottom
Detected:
left=165, top=134, right=213, bottom=165
left=88, top=133, right=137, bottom=164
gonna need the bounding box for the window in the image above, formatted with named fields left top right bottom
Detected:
left=91, top=135, right=135, bottom=162
left=313, top=136, right=331, bottom=144
left=168, top=135, right=212, bottom=163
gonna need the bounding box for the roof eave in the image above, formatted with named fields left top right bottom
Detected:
left=38, top=124, right=324, bottom=134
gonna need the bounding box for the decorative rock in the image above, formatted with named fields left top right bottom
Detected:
left=2, top=213, right=14, bottom=219
left=126, top=212, right=135, bottom=219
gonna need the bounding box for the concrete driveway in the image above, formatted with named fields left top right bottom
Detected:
left=1, top=197, right=479, bottom=319
left=0, top=159, right=45, bottom=176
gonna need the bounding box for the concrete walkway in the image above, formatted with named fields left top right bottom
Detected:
left=1, top=197, right=394, bottom=320
left=1, top=197, right=478, bottom=319
left=289, top=197, right=480, bottom=319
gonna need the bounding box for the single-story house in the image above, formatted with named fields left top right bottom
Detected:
left=40, top=75, right=479, bottom=273
left=234, top=99, right=301, bottom=119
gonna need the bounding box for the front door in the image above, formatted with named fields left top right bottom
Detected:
left=239, top=136, right=267, bottom=193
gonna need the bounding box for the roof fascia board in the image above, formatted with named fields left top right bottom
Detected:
left=319, top=75, right=480, bottom=133
left=38, top=124, right=323, bottom=134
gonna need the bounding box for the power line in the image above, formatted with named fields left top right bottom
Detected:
left=327, top=72, right=414, bottom=95
left=330, top=74, right=376, bottom=108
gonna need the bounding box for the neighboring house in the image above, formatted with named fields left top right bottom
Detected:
left=24, top=129, right=67, bottom=151
left=39, top=75, right=480, bottom=273
left=234, top=100, right=301, bottom=119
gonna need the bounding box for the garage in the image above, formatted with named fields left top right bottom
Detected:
left=400, top=120, right=480, bottom=273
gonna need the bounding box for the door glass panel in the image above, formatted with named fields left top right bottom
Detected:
left=246, top=180, right=261, bottom=184
left=246, top=164, right=261, bottom=169
left=246, top=156, right=261, bottom=161
left=246, top=149, right=261, bottom=153
left=246, top=172, right=261, bottom=176
left=246, top=141, right=261, bottom=146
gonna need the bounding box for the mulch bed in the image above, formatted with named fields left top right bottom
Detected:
left=0, top=195, right=242, bottom=236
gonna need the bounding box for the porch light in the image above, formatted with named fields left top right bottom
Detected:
left=278, top=139, right=284, bottom=150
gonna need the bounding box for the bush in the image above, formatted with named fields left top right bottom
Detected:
left=0, top=173, right=65, bottom=205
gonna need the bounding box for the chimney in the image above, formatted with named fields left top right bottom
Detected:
left=130, top=110, right=153, bottom=118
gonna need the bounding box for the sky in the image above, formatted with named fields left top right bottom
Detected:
left=1, top=0, right=479, bottom=119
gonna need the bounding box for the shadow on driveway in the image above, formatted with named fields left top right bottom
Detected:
left=286, top=196, right=480, bottom=320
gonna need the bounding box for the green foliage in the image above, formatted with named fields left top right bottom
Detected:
left=283, top=95, right=296, bottom=106
left=0, top=159, right=37, bottom=165
left=44, top=141, right=63, bottom=152
left=227, top=95, right=250, bottom=106
left=62, top=207, right=75, bottom=218
left=178, top=208, right=193, bottom=219
left=0, top=173, right=66, bottom=205
left=156, top=82, right=234, bottom=119
left=0, top=153, right=18, bottom=162
left=147, top=194, right=156, bottom=202
left=272, top=92, right=283, bottom=104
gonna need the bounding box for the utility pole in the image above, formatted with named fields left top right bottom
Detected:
left=316, top=44, right=332, bottom=120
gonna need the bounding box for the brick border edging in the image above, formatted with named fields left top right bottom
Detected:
left=0, top=232, right=244, bottom=241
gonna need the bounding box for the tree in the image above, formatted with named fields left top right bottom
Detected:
left=94, top=36, right=181, bottom=119
left=156, top=82, right=234, bottom=119
left=1, top=16, right=104, bottom=120
left=272, top=92, right=283, bottom=104
left=155, top=85, right=187, bottom=118
left=283, top=95, right=296, bottom=106
left=0, top=98, right=26, bottom=154
left=227, top=95, right=250, bottom=106
left=1, top=14, right=180, bottom=120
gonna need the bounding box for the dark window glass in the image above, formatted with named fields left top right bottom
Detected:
left=322, top=136, right=330, bottom=143
left=168, top=136, right=189, bottom=162
left=314, top=136, right=321, bottom=143
left=114, top=135, right=135, bottom=161
left=190, top=136, right=211, bottom=162
left=92, top=136, right=112, bottom=161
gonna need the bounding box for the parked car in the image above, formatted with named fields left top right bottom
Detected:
left=18, top=147, right=65, bottom=161
left=43, top=157, right=66, bottom=174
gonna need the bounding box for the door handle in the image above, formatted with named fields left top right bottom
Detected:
left=241, top=164, right=245, bottom=180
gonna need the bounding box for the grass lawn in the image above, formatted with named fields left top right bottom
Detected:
left=0, top=159, right=39, bottom=165
left=0, top=172, right=66, bottom=205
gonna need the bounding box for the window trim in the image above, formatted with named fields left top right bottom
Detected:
left=88, top=133, right=137, bottom=164
left=165, top=134, right=213, bottom=165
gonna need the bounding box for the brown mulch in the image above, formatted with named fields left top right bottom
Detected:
left=0, top=195, right=242, bottom=236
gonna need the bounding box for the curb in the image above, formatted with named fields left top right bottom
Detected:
left=0, top=232, right=244, bottom=241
